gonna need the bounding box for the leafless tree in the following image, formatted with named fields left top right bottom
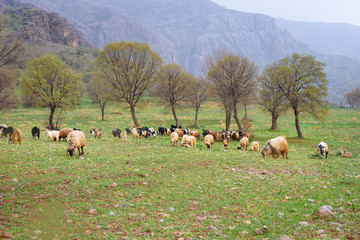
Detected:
left=155, top=63, right=194, bottom=127
left=0, top=68, right=19, bottom=110
left=0, top=18, right=23, bottom=68
left=345, top=87, right=360, bottom=108
left=96, top=41, right=162, bottom=127
left=258, top=62, right=290, bottom=130
left=206, top=51, right=258, bottom=130
left=187, top=78, right=209, bottom=128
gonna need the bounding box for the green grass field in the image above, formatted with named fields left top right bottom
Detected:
left=1, top=99, right=359, bottom=239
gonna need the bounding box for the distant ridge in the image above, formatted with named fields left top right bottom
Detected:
left=14, top=0, right=360, bottom=102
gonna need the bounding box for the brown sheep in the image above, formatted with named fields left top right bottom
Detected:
left=190, top=130, right=200, bottom=139
left=222, top=136, right=230, bottom=149
left=261, top=136, right=288, bottom=158
left=175, top=128, right=184, bottom=137
left=238, top=137, right=249, bottom=150
left=67, top=131, right=86, bottom=156
left=59, top=128, right=74, bottom=142
left=204, top=134, right=214, bottom=149
left=9, top=128, right=22, bottom=144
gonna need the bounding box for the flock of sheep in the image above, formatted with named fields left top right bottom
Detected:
left=1, top=123, right=352, bottom=159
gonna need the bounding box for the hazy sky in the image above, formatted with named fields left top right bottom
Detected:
left=211, top=0, right=360, bottom=26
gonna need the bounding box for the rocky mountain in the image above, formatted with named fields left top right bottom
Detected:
left=0, top=0, right=89, bottom=47
left=10, top=0, right=360, bottom=102
left=277, top=19, right=360, bottom=61
left=19, top=0, right=308, bottom=74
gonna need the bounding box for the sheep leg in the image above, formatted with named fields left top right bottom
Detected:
left=81, top=146, right=84, bottom=155
left=78, top=147, right=81, bottom=156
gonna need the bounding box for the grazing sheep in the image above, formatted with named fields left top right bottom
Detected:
left=132, top=129, right=140, bottom=138
left=125, top=128, right=133, bottom=134
left=249, top=141, right=260, bottom=152
left=204, top=134, right=214, bottom=149
left=222, top=136, right=230, bottom=149
left=203, top=129, right=217, bottom=140
left=175, top=128, right=184, bottom=137
left=90, top=128, right=102, bottom=138
left=0, top=123, right=7, bottom=137
left=0, top=126, right=14, bottom=138
left=190, top=130, right=200, bottom=139
left=171, top=132, right=179, bottom=146
left=31, top=126, right=40, bottom=140
left=242, top=132, right=250, bottom=138
left=67, top=131, right=86, bottom=156
left=158, top=126, right=165, bottom=135
left=59, top=128, right=74, bottom=142
left=9, top=129, right=22, bottom=144
left=181, top=135, right=196, bottom=148
left=46, top=129, right=60, bottom=142
left=166, top=128, right=171, bottom=135
left=120, top=132, right=127, bottom=141
left=341, top=149, right=352, bottom=158
left=317, top=142, right=328, bottom=158
left=112, top=129, right=122, bottom=138
left=238, top=137, right=249, bottom=150
left=261, top=136, right=289, bottom=158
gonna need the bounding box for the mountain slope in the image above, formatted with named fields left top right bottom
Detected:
left=19, top=0, right=308, bottom=74
left=277, top=19, right=360, bottom=60
left=13, top=0, right=360, bottom=102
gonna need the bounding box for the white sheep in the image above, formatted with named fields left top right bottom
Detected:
left=249, top=141, right=260, bottom=152
left=171, top=132, right=179, bottom=146
left=261, top=136, right=288, bottom=158
left=317, top=142, right=328, bottom=158
left=181, top=134, right=196, bottom=148
left=238, top=137, right=249, bottom=150
left=204, top=134, right=214, bottom=149
left=67, top=131, right=86, bottom=156
left=120, top=132, right=127, bottom=141
left=46, top=129, right=60, bottom=142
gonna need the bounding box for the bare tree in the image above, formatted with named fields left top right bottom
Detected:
left=96, top=41, right=162, bottom=127
left=258, top=62, right=290, bottom=130
left=155, top=63, right=194, bottom=127
left=87, top=71, right=114, bottom=120
left=345, top=87, right=360, bottom=108
left=188, top=78, right=209, bottom=128
left=0, top=18, right=23, bottom=68
left=206, top=51, right=258, bottom=130
left=0, top=68, right=19, bottom=110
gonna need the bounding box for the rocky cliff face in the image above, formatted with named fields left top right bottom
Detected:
left=0, top=0, right=90, bottom=47
left=19, top=0, right=308, bottom=74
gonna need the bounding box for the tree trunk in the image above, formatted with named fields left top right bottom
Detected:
left=100, top=102, right=106, bottom=121
left=233, top=104, right=242, bottom=131
left=225, top=108, right=231, bottom=131
left=271, top=113, right=278, bottom=130
left=244, top=104, right=248, bottom=120
left=49, top=106, right=56, bottom=129
left=171, top=104, right=179, bottom=127
left=193, top=107, right=199, bottom=128
left=130, top=105, right=140, bottom=127
left=294, top=107, right=304, bottom=138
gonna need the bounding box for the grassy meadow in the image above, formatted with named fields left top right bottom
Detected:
left=1, top=98, right=360, bottom=239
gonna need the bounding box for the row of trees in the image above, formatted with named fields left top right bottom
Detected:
left=17, top=40, right=329, bottom=138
